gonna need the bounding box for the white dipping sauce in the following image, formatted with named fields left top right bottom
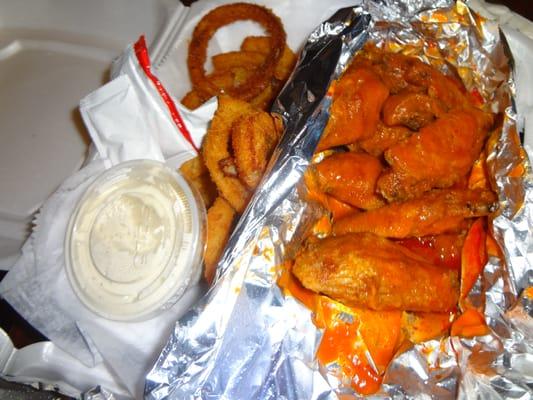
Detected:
left=65, top=160, right=204, bottom=321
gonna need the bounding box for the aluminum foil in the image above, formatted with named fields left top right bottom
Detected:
left=145, top=1, right=533, bottom=399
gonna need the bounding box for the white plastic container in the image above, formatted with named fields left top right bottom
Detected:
left=65, top=160, right=205, bottom=321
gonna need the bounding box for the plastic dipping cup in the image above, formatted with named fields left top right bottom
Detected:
left=65, top=160, right=205, bottom=321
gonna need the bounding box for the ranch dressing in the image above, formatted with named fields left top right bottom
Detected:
left=65, top=160, right=204, bottom=321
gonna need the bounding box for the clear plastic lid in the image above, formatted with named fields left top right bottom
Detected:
left=65, top=159, right=205, bottom=321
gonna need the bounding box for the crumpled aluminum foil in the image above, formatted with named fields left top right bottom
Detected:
left=145, top=1, right=533, bottom=399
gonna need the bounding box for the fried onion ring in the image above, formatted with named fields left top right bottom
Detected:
left=240, top=36, right=296, bottom=81
left=202, top=96, right=253, bottom=212
left=182, top=67, right=255, bottom=110
left=187, top=3, right=286, bottom=101
left=179, top=156, right=218, bottom=208
left=181, top=89, right=205, bottom=110
left=204, top=196, right=236, bottom=284
left=231, top=110, right=281, bottom=189
left=211, top=50, right=266, bottom=71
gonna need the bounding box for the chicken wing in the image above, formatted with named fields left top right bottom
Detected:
left=371, top=51, right=417, bottom=94
left=317, top=68, right=389, bottom=151
left=292, top=233, right=459, bottom=312
left=426, top=71, right=473, bottom=111
left=377, top=109, right=493, bottom=201
left=313, top=152, right=385, bottom=210
left=358, top=122, right=412, bottom=157
left=381, top=92, right=446, bottom=130
left=333, top=189, right=496, bottom=238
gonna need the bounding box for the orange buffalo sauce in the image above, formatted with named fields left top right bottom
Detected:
left=278, top=262, right=317, bottom=311
left=278, top=226, right=493, bottom=396
left=397, top=235, right=463, bottom=270
left=315, top=301, right=382, bottom=395
left=278, top=264, right=401, bottom=395
left=460, top=218, right=487, bottom=304
left=402, top=312, right=454, bottom=344
left=451, top=308, right=489, bottom=337
left=304, top=169, right=358, bottom=221
left=468, top=152, right=491, bottom=191
left=447, top=218, right=491, bottom=337
left=315, top=299, right=403, bottom=394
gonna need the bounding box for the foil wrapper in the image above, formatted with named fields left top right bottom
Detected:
left=145, top=1, right=533, bottom=399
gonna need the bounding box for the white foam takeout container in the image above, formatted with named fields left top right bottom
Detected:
left=0, top=0, right=179, bottom=270
left=1, top=0, right=532, bottom=398
left=0, top=0, right=182, bottom=397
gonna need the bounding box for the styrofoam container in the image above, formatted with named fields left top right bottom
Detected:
left=0, top=328, right=131, bottom=399
left=0, top=0, right=180, bottom=269
left=65, top=160, right=205, bottom=321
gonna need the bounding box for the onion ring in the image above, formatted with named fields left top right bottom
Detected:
left=231, top=110, right=280, bottom=189
left=179, top=156, right=218, bottom=208
left=204, top=196, right=236, bottom=284
left=211, top=50, right=266, bottom=71
left=181, top=67, right=254, bottom=110
left=187, top=3, right=286, bottom=101
left=202, top=96, right=252, bottom=212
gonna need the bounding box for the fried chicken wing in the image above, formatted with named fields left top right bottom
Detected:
left=401, top=311, right=453, bottom=343
left=427, top=71, right=472, bottom=110
left=377, top=109, right=492, bottom=201
left=381, top=92, right=445, bottom=130
left=371, top=52, right=414, bottom=94
left=374, top=50, right=466, bottom=107
left=292, top=233, right=459, bottom=312
left=333, top=189, right=496, bottom=238
left=313, top=152, right=384, bottom=210
left=317, top=68, right=389, bottom=151
left=358, top=122, right=412, bottom=157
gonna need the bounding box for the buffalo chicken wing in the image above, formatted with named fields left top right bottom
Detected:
left=292, top=233, right=460, bottom=312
